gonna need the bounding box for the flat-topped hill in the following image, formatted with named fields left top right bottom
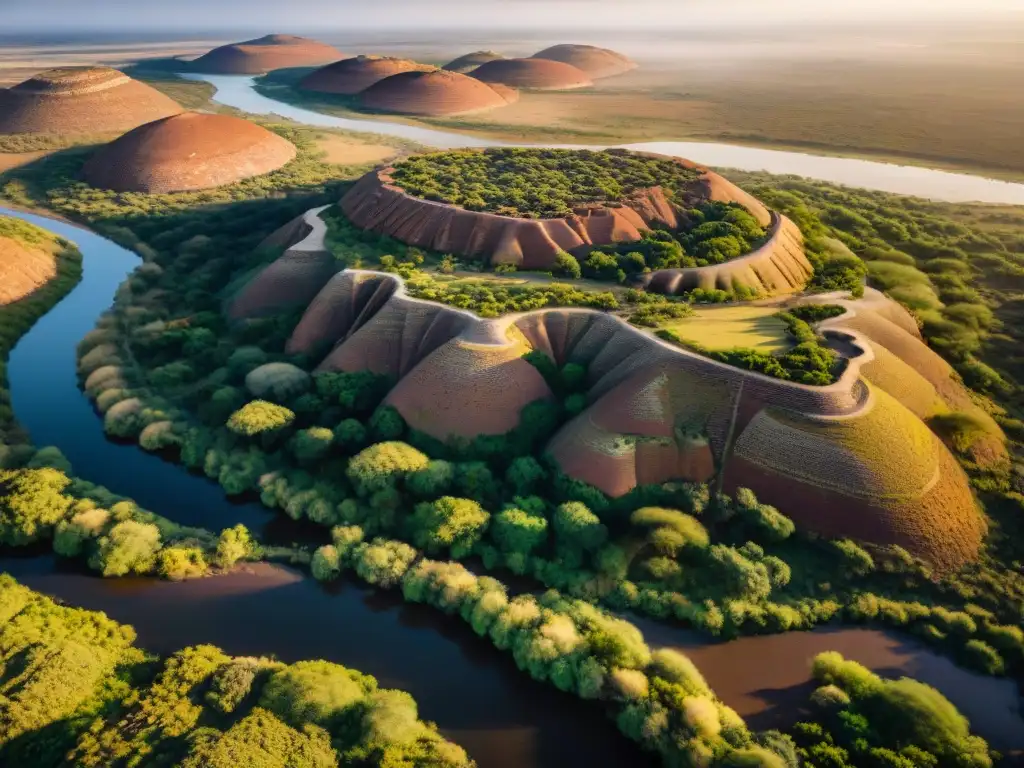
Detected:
left=531, top=44, right=637, bottom=78
left=227, top=208, right=986, bottom=570
left=470, top=58, right=592, bottom=90
left=81, top=112, right=296, bottom=193
left=299, top=56, right=435, bottom=95
left=442, top=50, right=505, bottom=73
left=0, top=215, right=65, bottom=304
left=359, top=70, right=517, bottom=116
left=0, top=67, right=181, bottom=136
left=339, top=149, right=796, bottom=287
left=190, top=34, right=342, bottom=74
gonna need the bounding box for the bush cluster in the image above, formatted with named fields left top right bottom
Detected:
left=0, top=575, right=471, bottom=767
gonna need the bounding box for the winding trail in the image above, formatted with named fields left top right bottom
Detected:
left=184, top=73, right=1024, bottom=206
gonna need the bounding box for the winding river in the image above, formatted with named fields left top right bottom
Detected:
left=183, top=73, right=1024, bottom=206
left=3, top=86, right=1024, bottom=762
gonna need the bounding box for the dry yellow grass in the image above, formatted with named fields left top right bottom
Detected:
left=313, top=135, right=397, bottom=166
left=661, top=306, right=791, bottom=353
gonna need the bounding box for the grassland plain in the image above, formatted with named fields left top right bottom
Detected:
left=255, top=54, right=1024, bottom=179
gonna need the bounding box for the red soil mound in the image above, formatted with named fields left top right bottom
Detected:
left=81, top=112, right=296, bottom=193
left=229, top=208, right=340, bottom=319
left=0, top=236, right=57, bottom=304
left=191, top=34, right=342, bottom=75
left=531, top=44, right=636, bottom=79
left=471, top=58, right=592, bottom=90
left=443, top=51, right=506, bottom=74
left=0, top=67, right=182, bottom=136
left=383, top=329, right=554, bottom=439
left=358, top=70, right=515, bottom=116
left=299, top=56, right=435, bottom=96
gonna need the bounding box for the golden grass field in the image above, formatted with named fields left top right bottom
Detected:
left=660, top=305, right=791, bottom=352
left=313, top=135, right=398, bottom=166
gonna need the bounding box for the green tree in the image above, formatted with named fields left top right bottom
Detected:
left=226, top=400, right=295, bottom=437
left=411, top=497, right=490, bottom=558
left=90, top=520, right=161, bottom=577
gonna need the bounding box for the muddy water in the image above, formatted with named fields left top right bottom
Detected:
left=634, top=618, right=1024, bottom=752
left=0, top=554, right=650, bottom=768
left=3, top=199, right=1024, bottom=764
left=183, top=73, right=1024, bottom=206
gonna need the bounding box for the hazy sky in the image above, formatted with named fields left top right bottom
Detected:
left=3, top=0, right=1022, bottom=32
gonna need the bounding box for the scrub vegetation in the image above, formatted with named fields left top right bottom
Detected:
left=3, top=109, right=1021, bottom=768
left=0, top=575, right=473, bottom=767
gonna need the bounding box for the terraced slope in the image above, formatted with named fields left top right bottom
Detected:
left=0, top=67, right=181, bottom=136
left=81, top=113, right=296, bottom=193
left=190, top=34, right=342, bottom=74
left=227, top=208, right=989, bottom=569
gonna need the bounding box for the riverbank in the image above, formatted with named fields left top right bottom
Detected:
left=187, top=73, right=1024, bottom=206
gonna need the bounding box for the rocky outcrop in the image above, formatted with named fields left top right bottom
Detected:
left=359, top=70, right=516, bottom=116
left=531, top=44, right=637, bottom=79
left=82, top=112, right=296, bottom=193
left=0, top=67, right=181, bottom=135
left=339, top=160, right=776, bottom=274
left=190, top=35, right=342, bottom=75
left=471, top=58, right=593, bottom=90
left=640, top=214, right=812, bottom=297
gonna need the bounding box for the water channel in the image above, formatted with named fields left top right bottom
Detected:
left=4, top=86, right=1024, bottom=762
left=183, top=73, right=1024, bottom=206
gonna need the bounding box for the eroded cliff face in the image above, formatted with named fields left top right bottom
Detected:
left=338, top=161, right=808, bottom=297
left=339, top=168, right=684, bottom=269
left=225, top=208, right=990, bottom=569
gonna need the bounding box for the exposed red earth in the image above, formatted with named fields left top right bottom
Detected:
left=190, top=34, right=343, bottom=74
left=0, top=67, right=181, bottom=135
left=299, top=56, right=435, bottom=96
left=81, top=112, right=296, bottom=193
left=358, top=70, right=517, bottom=116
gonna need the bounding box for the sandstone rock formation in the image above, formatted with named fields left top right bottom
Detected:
left=81, top=113, right=296, bottom=193
left=338, top=157, right=795, bottom=299
left=443, top=51, right=506, bottom=74
left=299, top=56, right=435, bottom=96
left=358, top=70, right=517, bottom=116
left=470, top=58, right=593, bottom=90
left=531, top=44, right=637, bottom=79
left=228, top=208, right=991, bottom=569
left=0, top=67, right=182, bottom=136
left=190, top=34, right=342, bottom=74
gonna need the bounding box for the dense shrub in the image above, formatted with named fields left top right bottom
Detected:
left=90, top=520, right=161, bottom=577
left=226, top=400, right=295, bottom=437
